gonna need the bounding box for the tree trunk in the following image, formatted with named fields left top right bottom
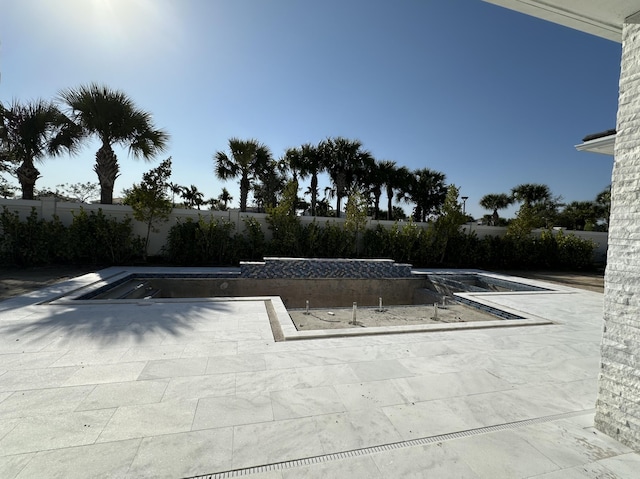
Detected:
left=240, top=173, right=250, bottom=212
left=16, top=161, right=40, bottom=200
left=373, top=190, right=381, bottom=219
left=386, top=186, right=393, bottom=220
left=94, top=144, right=120, bottom=204
left=311, top=174, right=318, bottom=217
left=335, top=172, right=346, bottom=217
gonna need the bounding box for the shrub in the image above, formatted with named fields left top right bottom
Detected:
left=164, top=218, right=201, bottom=265
left=0, top=207, right=58, bottom=265
left=362, top=224, right=392, bottom=259
left=317, top=222, right=355, bottom=258
left=67, top=209, right=143, bottom=265
left=555, top=230, right=596, bottom=269
left=266, top=181, right=303, bottom=256
left=164, top=216, right=236, bottom=265
left=195, top=216, right=235, bottom=265
left=301, top=220, right=324, bottom=257
left=237, top=217, right=266, bottom=261
left=0, top=206, right=142, bottom=266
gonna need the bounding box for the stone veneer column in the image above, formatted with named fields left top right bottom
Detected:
left=595, top=21, right=640, bottom=449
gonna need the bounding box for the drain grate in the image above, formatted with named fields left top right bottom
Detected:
left=184, top=409, right=595, bottom=479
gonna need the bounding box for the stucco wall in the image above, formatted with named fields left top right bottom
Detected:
left=595, top=22, right=640, bottom=449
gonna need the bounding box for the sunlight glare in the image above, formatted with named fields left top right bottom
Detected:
left=41, top=0, right=182, bottom=58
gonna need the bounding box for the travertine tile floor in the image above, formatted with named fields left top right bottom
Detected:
left=0, top=267, right=639, bottom=478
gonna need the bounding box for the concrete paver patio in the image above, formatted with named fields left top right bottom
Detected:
left=0, top=267, right=638, bottom=478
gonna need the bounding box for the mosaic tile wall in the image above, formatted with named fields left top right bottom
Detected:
left=240, top=258, right=412, bottom=279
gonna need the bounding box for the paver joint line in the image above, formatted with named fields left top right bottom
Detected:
left=183, top=408, right=595, bottom=479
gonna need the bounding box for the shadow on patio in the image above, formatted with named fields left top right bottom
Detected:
left=0, top=301, right=237, bottom=348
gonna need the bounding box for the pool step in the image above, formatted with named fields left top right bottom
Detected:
left=117, top=282, right=161, bottom=300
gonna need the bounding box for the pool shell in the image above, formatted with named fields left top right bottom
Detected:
left=80, top=275, right=429, bottom=308
left=47, top=270, right=559, bottom=340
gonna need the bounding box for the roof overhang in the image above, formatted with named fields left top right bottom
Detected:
left=482, top=1, right=640, bottom=43
left=575, top=133, right=616, bottom=156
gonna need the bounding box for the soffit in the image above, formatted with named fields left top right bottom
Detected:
left=482, top=0, right=640, bottom=42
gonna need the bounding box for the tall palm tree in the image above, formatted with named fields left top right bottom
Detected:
left=0, top=99, right=80, bottom=200
left=364, top=160, right=385, bottom=219
left=479, top=193, right=513, bottom=226
left=511, top=183, right=551, bottom=208
left=377, top=160, right=408, bottom=221
left=214, top=138, right=272, bottom=212
left=60, top=83, right=169, bottom=204
left=398, top=168, right=447, bottom=222
left=321, top=137, right=374, bottom=217
left=253, top=158, right=288, bottom=212
left=286, top=143, right=325, bottom=216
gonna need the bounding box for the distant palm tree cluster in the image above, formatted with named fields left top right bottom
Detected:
left=0, top=84, right=610, bottom=228
left=214, top=137, right=447, bottom=221
left=480, top=183, right=611, bottom=231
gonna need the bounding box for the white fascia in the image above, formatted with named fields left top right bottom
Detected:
left=575, top=134, right=616, bottom=156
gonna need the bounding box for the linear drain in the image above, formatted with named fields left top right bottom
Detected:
left=184, top=408, right=595, bottom=479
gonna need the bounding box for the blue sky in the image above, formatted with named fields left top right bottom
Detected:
left=0, top=0, right=621, bottom=219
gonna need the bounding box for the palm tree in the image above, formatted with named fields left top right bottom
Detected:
left=180, top=184, right=205, bottom=209
left=286, top=143, right=325, bottom=216
left=167, top=182, right=184, bottom=208
left=218, top=187, right=233, bottom=210
left=511, top=183, right=558, bottom=228
left=479, top=193, right=513, bottom=226
left=363, top=160, right=391, bottom=220
left=214, top=138, right=272, bottom=212
left=558, top=200, right=599, bottom=230
left=321, top=137, right=374, bottom=217
left=378, top=160, right=408, bottom=221
left=398, top=168, right=447, bottom=222
left=253, top=158, right=288, bottom=212
left=59, top=83, right=169, bottom=204
left=511, top=183, right=551, bottom=207
left=0, top=99, right=80, bottom=200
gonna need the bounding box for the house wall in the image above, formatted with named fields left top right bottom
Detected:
left=595, top=22, right=640, bottom=449
left=0, top=197, right=608, bottom=260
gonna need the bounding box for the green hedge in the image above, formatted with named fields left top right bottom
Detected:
left=0, top=207, right=144, bottom=266
left=165, top=217, right=596, bottom=270
left=0, top=208, right=597, bottom=270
